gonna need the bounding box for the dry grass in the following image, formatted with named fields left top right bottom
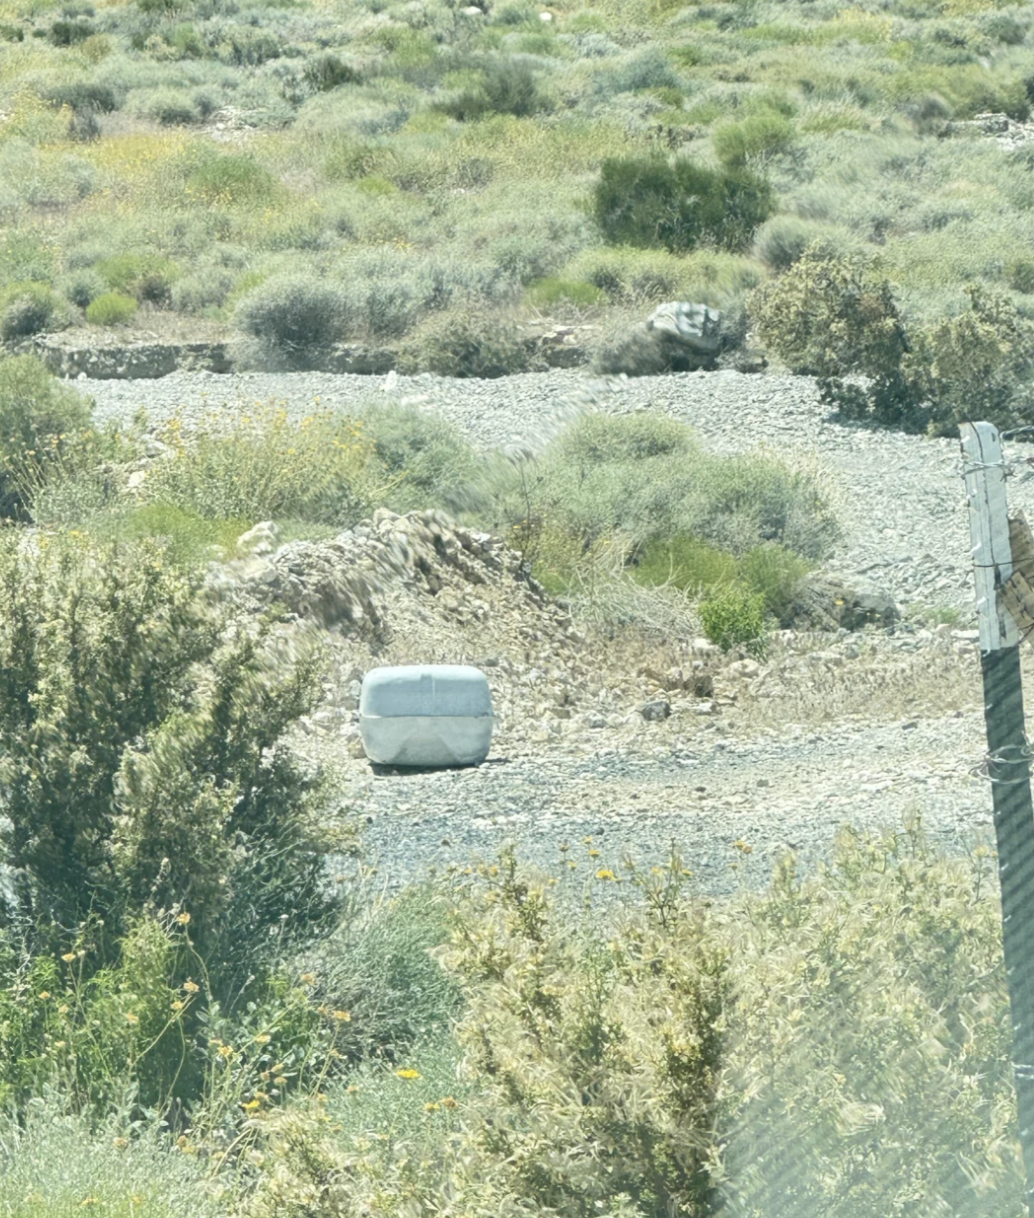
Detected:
left=728, top=633, right=985, bottom=735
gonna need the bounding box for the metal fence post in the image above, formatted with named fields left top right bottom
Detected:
left=961, top=420, right=1034, bottom=1214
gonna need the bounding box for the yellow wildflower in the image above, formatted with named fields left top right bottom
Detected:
left=395, top=1068, right=420, bottom=1080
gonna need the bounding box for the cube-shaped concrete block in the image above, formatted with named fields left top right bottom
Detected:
left=359, top=665, right=494, bottom=767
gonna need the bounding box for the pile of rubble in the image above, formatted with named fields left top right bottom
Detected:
left=196, top=507, right=922, bottom=761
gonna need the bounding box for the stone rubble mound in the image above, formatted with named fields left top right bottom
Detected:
left=939, top=110, right=1034, bottom=151
left=204, top=507, right=522, bottom=631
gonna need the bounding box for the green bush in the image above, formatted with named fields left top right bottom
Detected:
left=753, top=216, right=846, bottom=272
left=58, top=267, right=106, bottom=309
left=0, top=354, right=95, bottom=521
left=494, top=413, right=839, bottom=577
left=436, top=57, right=549, bottom=121
left=48, top=18, right=94, bottom=45
left=712, top=109, right=796, bottom=169
left=186, top=154, right=281, bottom=207
left=592, top=153, right=775, bottom=254
left=634, top=535, right=811, bottom=621
left=633, top=533, right=740, bottom=593
left=303, top=53, right=362, bottom=92
left=0, top=530, right=343, bottom=997
left=899, top=285, right=1034, bottom=436
left=0, top=281, right=65, bottom=341
left=298, top=878, right=465, bottom=1069
left=737, top=540, right=813, bottom=623
left=747, top=246, right=909, bottom=378
left=362, top=279, right=419, bottom=340
left=698, top=581, right=769, bottom=658
left=525, top=276, right=607, bottom=308
left=41, top=81, right=121, bottom=114
left=95, top=253, right=180, bottom=303
left=143, top=403, right=389, bottom=527
left=593, top=46, right=683, bottom=97
left=86, top=291, right=138, bottom=326
left=96, top=500, right=250, bottom=568
left=361, top=402, right=500, bottom=517
left=1008, top=257, right=1034, bottom=295
left=234, top=277, right=353, bottom=368
left=398, top=303, right=532, bottom=378
left=0, top=1103, right=223, bottom=1217
left=142, top=89, right=200, bottom=126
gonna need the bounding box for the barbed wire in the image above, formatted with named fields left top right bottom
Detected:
left=960, top=424, right=1034, bottom=480
left=970, top=740, right=1034, bottom=784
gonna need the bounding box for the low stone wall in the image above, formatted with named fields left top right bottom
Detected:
left=12, top=328, right=593, bottom=380
left=18, top=336, right=234, bottom=379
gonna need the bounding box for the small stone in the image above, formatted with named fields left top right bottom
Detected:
left=640, top=698, right=671, bottom=721
left=728, top=659, right=760, bottom=679
left=237, top=520, right=280, bottom=557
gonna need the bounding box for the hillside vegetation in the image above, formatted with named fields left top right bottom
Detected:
left=1, top=0, right=1034, bottom=424
left=0, top=0, right=1030, bottom=1213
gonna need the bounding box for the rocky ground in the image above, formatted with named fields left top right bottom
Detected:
left=83, top=363, right=1034, bottom=933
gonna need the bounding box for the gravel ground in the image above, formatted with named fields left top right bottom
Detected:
left=81, top=364, right=1034, bottom=624
left=76, top=365, right=1027, bottom=929
left=322, top=695, right=997, bottom=929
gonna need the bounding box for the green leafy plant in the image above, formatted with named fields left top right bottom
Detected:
left=712, top=109, right=796, bottom=169
left=95, top=253, right=180, bottom=304
left=398, top=303, right=532, bottom=378
left=185, top=154, right=281, bottom=207
left=0, top=355, right=95, bottom=520
left=436, top=57, right=549, bottom=121
left=303, top=53, right=361, bottom=92
left=698, top=582, right=769, bottom=658
left=902, top=284, right=1034, bottom=436
left=143, top=403, right=390, bottom=526
left=0, top=531, right=347, bottom=1002
left=525, top=277, right=607, bottom=308
left=747, top=246, right=909, bottom=378
left=234, top=278, right=353, bottom=369
left=86, top=291, right=138, bottom=326
left=592, top=154, right=775, bottom=254
left=0, top=281, right=66, bottom=341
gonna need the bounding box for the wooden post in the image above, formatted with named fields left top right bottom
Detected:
left=961, top=421, right=1034, bottom=1214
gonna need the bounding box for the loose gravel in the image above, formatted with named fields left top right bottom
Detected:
left=77, top=365, right=1025, bottom=928
left=81, top=364, right=1034, bottom=624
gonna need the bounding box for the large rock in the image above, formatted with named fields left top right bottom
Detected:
left=782, top=572, right=900, bottom=632
left=592, top=301, right=755, bottom=377
left=647, top=302, right=725, bottom=361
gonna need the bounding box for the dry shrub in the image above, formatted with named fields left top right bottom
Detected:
left=240, top=821, right=1021, bottom=1217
